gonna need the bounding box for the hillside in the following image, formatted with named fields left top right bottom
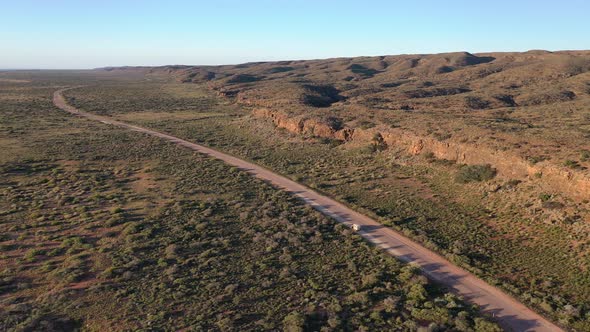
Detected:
left=126, top=50, right=590, bottom=211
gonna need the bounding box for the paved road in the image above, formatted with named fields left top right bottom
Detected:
left=54, top=88, right=563, bottom=332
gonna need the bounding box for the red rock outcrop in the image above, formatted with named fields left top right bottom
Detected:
left=252, top=108, right=355, bottom=141
left=252, top=107, right=590, bottom=202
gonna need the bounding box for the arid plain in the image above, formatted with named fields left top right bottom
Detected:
left=2, top=50, right=590, bottom=331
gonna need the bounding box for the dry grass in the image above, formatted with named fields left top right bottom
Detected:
left=63, top=78, right=590, bottom=330
left=0, top=73, right=501, bottom=332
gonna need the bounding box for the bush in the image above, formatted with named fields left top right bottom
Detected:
left=283, top=311, right=305, bottom=332
left=370, top=133, right=387, bottom=152
left=455, top=164, right=496, bottom=183
left=563, top=159, right=581, bottom=169
left=407, top=284, right=428, bottom=303
left=24, top=248, right=43, bottom=262
left=564, top=57, right=590, bottom=75
left=539, top=193, right=552, bottom=202
left=474, top=317, right=503, bottom=332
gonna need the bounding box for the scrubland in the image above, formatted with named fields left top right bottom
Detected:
left=66, top=65, right=590, bottom=330
left=0, top=74, right=501, bottom=331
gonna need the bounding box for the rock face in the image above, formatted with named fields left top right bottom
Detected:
left=252, top=107, right=590, bottom=202
left=252, top=108, right=355, bottom=141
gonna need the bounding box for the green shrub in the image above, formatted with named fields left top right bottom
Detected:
left=24, top=248, right=43, bottom=262
left=105, top=214, right=124, bottom=227
left=369, top=133, right=387, bottom=152
left=564, top=159, right=581, bottom=169
left=283, top=311, right=305, bottom=332
left=526, top=155, right=548, bottom=165
left=539, top=193, right=552, bottom=202
left=423, top=151, right=436, bottom=162
left=407, top=284, right=428, bottom=303
left=474, top=317, right=503, bottom=332
left=455, top=164, right=496, bottom=183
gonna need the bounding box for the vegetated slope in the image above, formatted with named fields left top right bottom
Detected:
left=0, top=78, right=501, bottom=331
left=131, top=50, right=590, bottom=204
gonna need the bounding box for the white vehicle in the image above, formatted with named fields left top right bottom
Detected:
left=351, top=224, right=362, bottom=232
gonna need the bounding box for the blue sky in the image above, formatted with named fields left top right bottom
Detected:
left=1, top=0, right=589, bottom=69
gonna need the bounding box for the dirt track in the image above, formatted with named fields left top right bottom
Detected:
left=53, top=88, right=563, bottom=332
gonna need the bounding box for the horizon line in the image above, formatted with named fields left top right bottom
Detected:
left=2, top=48, right=589, bottom=71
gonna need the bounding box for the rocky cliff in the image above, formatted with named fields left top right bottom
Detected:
left=252, top=107, right=590, bottom=202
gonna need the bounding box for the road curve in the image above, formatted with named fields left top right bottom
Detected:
left=53, top=88, right=563, bottom=332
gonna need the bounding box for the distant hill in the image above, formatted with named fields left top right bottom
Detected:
left=105, top=50, right=590, bottom=203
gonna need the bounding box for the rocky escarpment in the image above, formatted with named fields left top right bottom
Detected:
left=252, top=108, right=354, bottom=140
left=252, top=108, right=590, bottom=202
left=140, top=50, right=590, bottom=203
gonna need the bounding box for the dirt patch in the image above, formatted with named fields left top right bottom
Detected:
left=130, top=167, right=157, bottom=193
left=69, top=278, right=97, bottom=290
left=59, top=160, right=81, bottom=171
left=0, top=138, right=27, bottom=163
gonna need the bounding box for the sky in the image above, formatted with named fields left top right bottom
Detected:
left=1, top=0, right=589, bottom=69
